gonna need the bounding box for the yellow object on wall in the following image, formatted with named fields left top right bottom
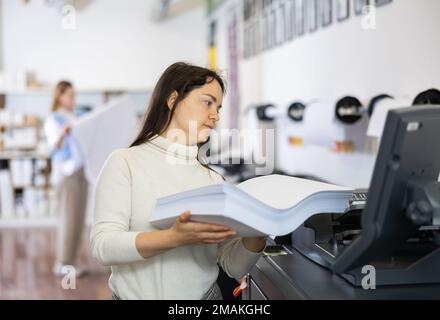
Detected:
left=208, top=46, right=217, bottom=70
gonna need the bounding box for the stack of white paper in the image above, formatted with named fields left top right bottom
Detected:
left=150, top=175, right=353, bottom=237
left=72, top=96, right=139, bottom=185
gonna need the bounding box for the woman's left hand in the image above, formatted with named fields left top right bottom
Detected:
left=242, top=236, right=267, bottom=253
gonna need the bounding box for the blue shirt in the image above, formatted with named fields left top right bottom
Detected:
left=50, top=112, right=73, bottom=162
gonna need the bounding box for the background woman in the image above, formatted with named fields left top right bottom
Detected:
left=44, top=81, right=88, bottom=277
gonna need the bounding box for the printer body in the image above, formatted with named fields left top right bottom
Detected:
left=289, top=105, right=440, bottom=287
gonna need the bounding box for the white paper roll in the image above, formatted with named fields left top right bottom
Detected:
left=367, top=98, right=413, bottom=138
left=304, top=101, right=369, bottom=150
left=303, top=102, right=336, bottom=148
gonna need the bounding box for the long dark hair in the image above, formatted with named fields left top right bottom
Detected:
left=131, top=62, right=226, bottom=178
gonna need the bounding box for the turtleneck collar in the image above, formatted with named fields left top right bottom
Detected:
left=145, top=134, right=199, bottom=160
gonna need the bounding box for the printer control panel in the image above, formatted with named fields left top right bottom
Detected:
left=347, top=189, right=368, bottom=211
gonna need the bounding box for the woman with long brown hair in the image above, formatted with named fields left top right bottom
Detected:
left=91, top=62, right=266, bottom=300
left=44, top=80, right=88, bottom=277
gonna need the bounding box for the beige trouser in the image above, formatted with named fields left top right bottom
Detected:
left=55, top=168, right=88, bottom=265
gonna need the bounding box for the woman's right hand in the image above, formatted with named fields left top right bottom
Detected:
left=135, top=211, right=236, bottom=259
left=169, top=211, right=236, bottom=246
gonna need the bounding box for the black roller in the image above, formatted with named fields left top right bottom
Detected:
left=0, top=160, right=8, bottom=170
left=335, top=96, right=364, bottom=124
left=287, top=102, right=306, bottom=122
left=368, top=94, right=394, bottom=117
left=256, top=104, right=276, bottom=121
left=413, top=88, right=440, bottom=106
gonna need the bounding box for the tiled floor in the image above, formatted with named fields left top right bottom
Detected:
left=0, top=227, right=111, bottom=300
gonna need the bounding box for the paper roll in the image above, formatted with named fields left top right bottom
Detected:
left=303, top=102, right=335, bottom=148
left=367, top=98, right=413, bottom=138
left=303, top=101, right=368, bottom=151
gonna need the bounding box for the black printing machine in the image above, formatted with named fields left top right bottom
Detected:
left=288, top=105, right=440, bottom=287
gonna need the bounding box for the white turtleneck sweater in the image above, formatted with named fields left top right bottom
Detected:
left=90, top=134, right=262, bottom=300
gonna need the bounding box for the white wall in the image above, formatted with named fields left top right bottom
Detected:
left=213, top=0, right=440, bottom=129
left=1, top=0, right=208, bottom=90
